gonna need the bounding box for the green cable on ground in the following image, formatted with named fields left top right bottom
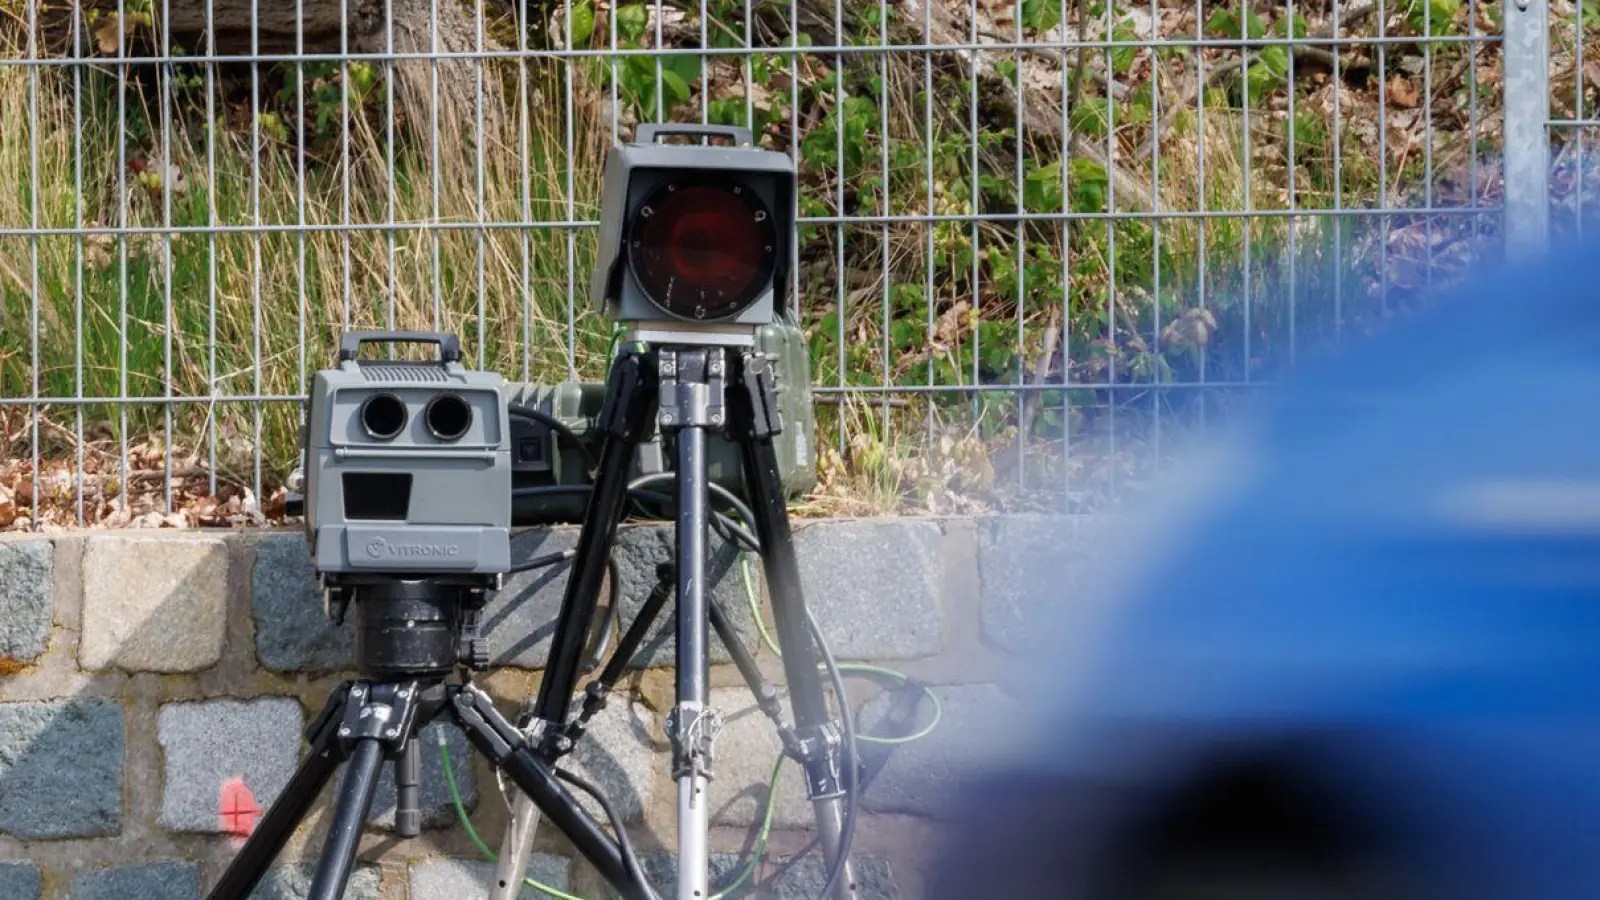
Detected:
left=708, top=752, right=786, bottom=900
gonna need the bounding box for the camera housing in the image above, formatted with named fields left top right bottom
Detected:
left=590, top=124, right=796, bottom=346
left=300, top=331, right=512, bottom=578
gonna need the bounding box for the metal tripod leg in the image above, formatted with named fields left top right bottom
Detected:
left=305, top=739, right=386, bottom=900
left=730, top=351, right=861, bottom=900
left=659, top=346, right=727, bottom=900
left=205, top=681, right=428, bottom=900
left=531, top=346, right=657, bottom=733
left=494, top=347, right=657, bottom=900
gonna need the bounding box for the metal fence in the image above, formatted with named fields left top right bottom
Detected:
left=0, top=0, right=1571, bottom=529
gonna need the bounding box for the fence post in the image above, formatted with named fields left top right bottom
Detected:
left=1502, top=0, right=1551, bottom=259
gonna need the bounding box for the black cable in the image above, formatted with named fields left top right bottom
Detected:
left=508, top=403, right=599, bottom=471
left=507, top=548, right=575, bottom=575
left=511, top=485, right=761, bottom=553
left=500, top=524, right=623, bottom=669
left=554, top=767, right=662, bottom=900
left=627, top=472, right=762, bottom=547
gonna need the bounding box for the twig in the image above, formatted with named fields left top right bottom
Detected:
left=814, top=394, right=911, bottom=408
left=1018, top=305, right=1061, bottom=439
left=976, top=29, right=1130, bottom=101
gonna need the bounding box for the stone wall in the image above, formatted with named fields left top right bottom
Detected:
left=0, top=515, right=1088, bottom=899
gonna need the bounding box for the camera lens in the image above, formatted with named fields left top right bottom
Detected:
left=359, top=392, right=408, bottom=441
left=424, top=393, right=474, bottom=442
left=627, top=177, right=778, bottom=321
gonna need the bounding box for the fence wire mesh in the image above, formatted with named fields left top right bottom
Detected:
left=0, top=0, right=1552, bottom=529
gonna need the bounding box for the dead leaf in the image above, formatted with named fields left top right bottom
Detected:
left=0, top=485, right=14, bottom=528
left=94, top=19, right=122, bottom=55
left=933, top=300, right=972, bottom=348
left=1387, top=76, right=1418, bottom=109
left=85, top=233, right=113, bottom=269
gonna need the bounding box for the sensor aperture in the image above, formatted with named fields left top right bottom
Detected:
left=424, top=392, right=474, bottom=442
left=359, top=392, right=408, bottom=441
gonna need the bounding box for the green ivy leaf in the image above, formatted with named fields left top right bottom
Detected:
left=665, top=53, right=701, bottom=86
left=1021, top=0, right=1063, bottom=33
left=1204, top=7, right=1264, bottom=38
left=1245, top=61, right=1277, bottom=104
left=569, top=0, right=595, bottom=47
left=708, top=97, right=749, bottom=127
left=616, top=3, right=649, bottom=43
left=1260, top=45, right=1290, bottom=78
left=1068, top=97, right=1110, bottom=138
left=1274, top=12, right=1309, bottom=37
left=1110, top=23, right=1138, bottom=75
left=1067, top=158, right=1108, bottom=213
left=1024, top=160, right=1063, bottom=212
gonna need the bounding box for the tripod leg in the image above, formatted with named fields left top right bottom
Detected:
left=496, top=350, right=655, bottom=900
left=565, top=561, right=676, bottom=750
left=305, top=739, right=386, bottom=900
left=710, top=597, right=784, bottom=725
left=204, top=687, right=350, bottom=900
left=730, top=353, right=861, bottom=900
left=532, top=347, right=656, bottom=737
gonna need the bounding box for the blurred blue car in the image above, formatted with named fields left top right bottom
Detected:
left=927, top=242, right=1600, bottom=900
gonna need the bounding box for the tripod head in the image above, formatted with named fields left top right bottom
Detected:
left=336, top=576, right=492, bottom=679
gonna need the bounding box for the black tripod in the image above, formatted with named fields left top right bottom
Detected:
left=206, top=340, right=859, bottom=900
left=203, top=578, right=660, bottom=900
left=501, top=339, right=860, bottom=900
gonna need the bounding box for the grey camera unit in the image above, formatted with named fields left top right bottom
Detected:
left=301, top=331, right=512, bottom=579
left=590, top=123, right=796, bottom=346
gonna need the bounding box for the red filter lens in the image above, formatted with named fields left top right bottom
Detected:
left=628, top=179, right=777, bottom=320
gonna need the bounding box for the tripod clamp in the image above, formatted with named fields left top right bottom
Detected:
left=666, top=703, right=726, bottom=782
left=658, top=346, right=728, bottom=430
left=334, top=681, right=425, bottom=750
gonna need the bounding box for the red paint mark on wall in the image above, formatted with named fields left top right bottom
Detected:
left=220, top=778, right=262, bottom=836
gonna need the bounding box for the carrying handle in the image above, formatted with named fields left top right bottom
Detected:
left=634, top=123, right=753, bottom=147
left=338, top=330, right=463, bottom=364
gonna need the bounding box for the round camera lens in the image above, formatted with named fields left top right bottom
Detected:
left=359, top=393, right=408, bottom=441
left=628, top=180, right=777, bottom=321
left=424, top=393, right=474, bottom=442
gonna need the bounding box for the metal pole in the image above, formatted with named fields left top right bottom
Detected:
left=674, top=409, right=712, bottom=900
left=1503, top=0, right=1551, bottom=260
